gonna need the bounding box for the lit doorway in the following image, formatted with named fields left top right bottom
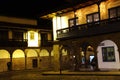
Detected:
left=80, top=45, right=95, bottom=71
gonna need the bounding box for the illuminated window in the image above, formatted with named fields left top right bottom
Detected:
left=102, top=46, right=115, bottom=62
left=68, top=17, right=78, bottom=27
left=109, top=6, right=120, bottom=18
left=87, top=12, right=99, bottom=23
left=30, top=32, right=34, bottom=40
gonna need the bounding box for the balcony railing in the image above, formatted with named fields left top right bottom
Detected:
left=0, top=39, right=27, bottom=47
left=57, top=17, right=120, bottom=40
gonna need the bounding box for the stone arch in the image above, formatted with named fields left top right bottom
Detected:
left=26, top=49, right=38, bottom=69
left=0, top=50, right=10, bottom=72
left=97, top=40, right=120, bottom=70
left=60, top=45, right=71, bottom=55
left=51, top=50, right=54, bottom=56
left=12, top=49, right=25, bottom=70
left=39, top=49, right=50, bottom=70
left=39, top=49, right=49, bottom=57
left=75, top=41, right=96, bottom=70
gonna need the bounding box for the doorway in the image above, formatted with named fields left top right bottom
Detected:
left=80, top=45, right=95, bottom=71
left=32, top=59, right=38, bottom=68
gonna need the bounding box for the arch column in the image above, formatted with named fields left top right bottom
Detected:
left=53, top=44, right=60, bottom=71
left=92, top=42, right=100, bottom=71
left=9, top=49, right=14, bottom=71
left=35, top=49, right=40, bottom=69
left=25, top=53, right=27, bottom=69
left=71, top=43, right=81, bottom=71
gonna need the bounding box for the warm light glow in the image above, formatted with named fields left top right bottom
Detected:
left=0, top=16, right=37, bottom=25
left=100, top=2, right=108, bottom=19
left=62, top=49, right=67, bottom=56
left=81, top=51, right=84, bottom=56
left=39, top=49, right=49, bottom=56
left=27, top=50, right=38, bottom=57
left=61, top=16, right=68, bottom=28
left=53, top=16, right=68, bottom=41
left=28, top=31, right=39, bottom=47
left=51, top=50, right=54, bottom=56
left=53, top=17, right=57, bottom=41
left=48, top=33, right=52, bottom=40
left=0, top=50, right=10, bottom=58
left=13, top=49, right=25, bottom=58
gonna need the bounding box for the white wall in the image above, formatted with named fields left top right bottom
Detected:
left=52, top=16, right=68, bottom=41
left=28, top=30, right=39, bottom=47
left=97, top=40, right=120, bottom=70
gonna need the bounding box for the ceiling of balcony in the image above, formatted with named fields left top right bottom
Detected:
left=0, top=0, right=89, bottom=19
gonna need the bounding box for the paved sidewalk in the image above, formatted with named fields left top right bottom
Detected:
left=42, top=70, right=120, bottom=76
left=0, top=70, right=120, bottom=80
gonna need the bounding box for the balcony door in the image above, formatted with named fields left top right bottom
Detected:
left=0, top=30, right=8, bottom=40
left=12, top=31, right=23, bottom=41
left=68, top=17, right=78, bottom=27
left=32, top=59, right=38, bottom=68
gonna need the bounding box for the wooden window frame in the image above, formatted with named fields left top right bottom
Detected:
left=102, top=46, right=115, bottom=62
left=86, top=12, right=100, bottom=23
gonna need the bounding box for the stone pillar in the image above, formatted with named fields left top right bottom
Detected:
left=24, top=49, right=27, bottom=69
left=72, top=44, right=81, bottom=71
left=53, top=44, right=60, bottom=71
left=8, top=48, right=14, bottom=71
left=93, top=44, right=100, bottom=71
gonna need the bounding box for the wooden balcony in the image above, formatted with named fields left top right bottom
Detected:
left=41, top=40, right=53, bottom=47
left=0, top=39, right=27, bottom=47
left=57, top=17, right=120, bottom=40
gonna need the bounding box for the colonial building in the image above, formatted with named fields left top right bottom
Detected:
left=41, top=0, right=120, bottom=71
left=0, top=16, right=53, bottom=72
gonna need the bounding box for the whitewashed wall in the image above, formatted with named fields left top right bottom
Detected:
left=97, top=40, right=120, bottom=70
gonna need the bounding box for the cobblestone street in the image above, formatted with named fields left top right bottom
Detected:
left=0, top=70, right=120, bottom=80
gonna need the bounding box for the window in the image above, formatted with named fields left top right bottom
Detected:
left=109, top=6, right=120, bottom=18
left=0, top=30, right=8, bottom=40
left=68, top=17, right=78, bottom=27
left=102, top=46, right=115, bottom=62
left=87, top=12, right=99, bottom=23
left=30, top=32, right=34, bottom=40
left=13, top=31, right=23, bottom=41
left=41, top=33, right=48, bottom=41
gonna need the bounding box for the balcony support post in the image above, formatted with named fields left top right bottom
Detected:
left=97, top=0, right=101, bottom=21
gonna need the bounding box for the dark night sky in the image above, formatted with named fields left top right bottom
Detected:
left=0, top=0, right=87, bottom=19
left=0, top=0, right=88, bottom=29
left=0, top=0, right=72, bottom=19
